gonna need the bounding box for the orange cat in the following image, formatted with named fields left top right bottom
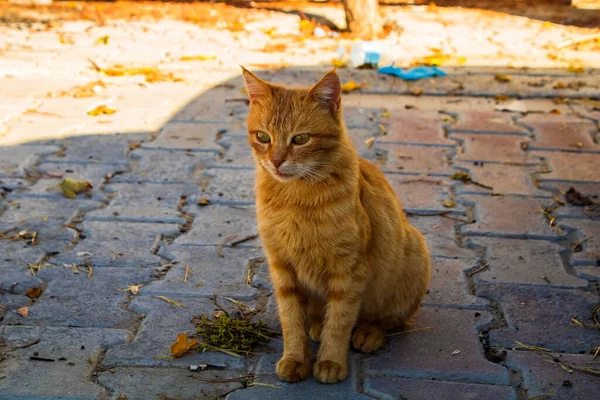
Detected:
left=242, top=67, right=431, bottom=384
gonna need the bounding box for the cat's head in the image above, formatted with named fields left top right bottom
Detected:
left=241, top=67, right=346, bottom=183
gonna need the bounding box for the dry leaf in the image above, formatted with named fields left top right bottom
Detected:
left=118, top=284, right=145, bottom=295
left=549, top=109, right=561, bottom=114
left=180, top=55, right=216, bottom=61
left=151, top=295, right=187, bottom=308
left=378, top=124, right=387, bottom=135
left=16, top=307, right=28, bottom=318
left=87, top=105, right=117, bottom=116
left=332, top=58, right=346, bottom=68
left=410, top=89, right=424, bottom=96
left=381, top=110, right=391, bottom=118
left=341, top=81, right=366, bottom=93
left=495, top=74, right=512, bottom=83
left=567, top=65, right=584, bottom=74
left=60, top=178, right=93, bottom=199
left=365, top=137, right=375, bottom=149
left=170, top=333, right=199, bottom=357
left=452, top=349, right=461, bottom=355
left=494, top=95, right=511, bottom=101
left=95, top=35, right=109, bottom=45
left=443, top=199, right=456, bottom=208
left=26, top=287, right=42, bottom=299
left=197, top=197, right=210, bottom=206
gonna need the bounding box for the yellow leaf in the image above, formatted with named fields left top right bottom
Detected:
left=170, top=333, right=199, bottom=357
left=332, top=58, right=346, bottom=68
left=365, top=137, right=375, bottom=149
left=378, top=123, right=387, bottom=135
left=567, top=65, right=584, bottom=74
left=180, top=55, right=216, bottom=62
left=95, top=35, right=109, bottom=45
left=495, top=74, right=512, bottom=83
left=381, top=110, right=391, bottom=118
left=549, top=109, right=561, bottom=114
left=59, top=178, right=93, bottom=199
left=150, top=295, right=187, bottom=308
left=494, top=95, right=511, bottom=101
left=443, top=199, right=455, bottom=208
left=457, top=57, right=467, bottom=65
left=341, top=81, right=366, bottom=93
left=542, top=21, right=553, bottom=28
left=87, top=105, right=117, bottom=117
left=118, top=284, right=145, bottom=295
left=16, top=307, right=28, bottom=318
left=26, top=287, right=42, bottom=299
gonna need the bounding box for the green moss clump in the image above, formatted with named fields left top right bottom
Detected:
left=195, top=312, right=278, bottom=357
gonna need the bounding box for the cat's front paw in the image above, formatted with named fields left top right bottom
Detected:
left=313, top=360, right=347, bottom=384
left=276, top=357, right=310, bottom=383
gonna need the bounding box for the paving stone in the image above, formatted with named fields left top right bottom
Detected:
left=0, top=292, right=31, bottom=322
left=376, top=144, right=454, bottom=175
left=0, top=144, right=60, bottom=177
left=228, top=342, right=370, bottom=400
left=0, top=196, right=102, bottom=225
left=386, top=177, right=464, bottom=214
left=3, top=267, right=152, bottom=329
left=87, top=182, right=199, bottom=223
left=424, top=257, right=488, bottom=309
left=460, top=195, right=564, bottom=239
left=364, top=376, right=516, bottom=400
left=53, top=221, right=180, bottom=267
left=201, top=167, right=255, bottom=205
left=99, top=367, right=244, bottom=400
left=407, top=215, right=474, bottom=259
left=376, top=113, right=455, bottom=147
left=44, top=132, right=150, bottom=165
left=113, top=149, right=215, bottom=184
left=467, top=237, right=587, bottom=287
left=364, top=308, right=510, bottom=385
left=525, top=120, right=598, bottom=151
left=142, top=245, right=260, bottom=299
left=534, top=151, right=600, bottom=184
left=143, top=122, right=225, bottom=152
left=217, top=134, right=254, bottom=167
left=171, top=90, right=249, bottom=122
left=454, top=162, right=545, bottom=196
left=176, top=205, right=258, bottom=246
left=0, top=326, right=127, bottom=399
left=541, top=182, right=600, bottom=205
left=504, top=351, right=600, bottom=400
left=451, top=133, right=530, bottom=164
left=560, top=218, right=600, bottom=267
left=104, top=295, right=245, bottom=369
left=344, top=106, right=381, bottom=130
left=476, top=283, right=600, bottom=353
left=449, top=111, right=528, bottom=135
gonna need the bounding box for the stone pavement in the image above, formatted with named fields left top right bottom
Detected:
left=1, top=65, right=599, bottom=400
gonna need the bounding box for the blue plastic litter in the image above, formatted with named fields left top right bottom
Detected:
left=377, top=64, right=446, bottom=80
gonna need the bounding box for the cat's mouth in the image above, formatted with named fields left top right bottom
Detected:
left=274, top=170, right=294, bottom=179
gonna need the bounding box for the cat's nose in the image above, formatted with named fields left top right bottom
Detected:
left=271, top=158, right=284, bottom=169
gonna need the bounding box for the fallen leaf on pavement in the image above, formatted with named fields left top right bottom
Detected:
left=95, top=35, right=109, bottom=45
left=365, top=137, right=375, bottom=149
left=26, top=287, right=43, bottom=299
left=118, top=284, right=145, bottom=295
left=59, top=178, right=93, bottom=199
left=171, top=333, right=199, bottom=357
left=332, top=58, right=346, bottom=68
left=87, top=105, right=117, bottom=116
left=16, top=307, right=29, bottom=318
left=565, top=187, right=594, bottom=206
left=341, top=81, right=366, bottom=93
left=197, top=197, right=210, bottom=206
left=151, top=295, right=187, bottom=308
left=495, top=74, right=512, bottom=83
left=443, top=199, right=456, bottom=208
left=180, top=55, right=216, bottom=61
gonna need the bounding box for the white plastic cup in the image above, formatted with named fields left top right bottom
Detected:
left=350, top=41, right=381, bottom=68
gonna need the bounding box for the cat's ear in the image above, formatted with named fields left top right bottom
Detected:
left=241, top=66, right=271, bottom=103
left=309, top=69, right=341, bottom=112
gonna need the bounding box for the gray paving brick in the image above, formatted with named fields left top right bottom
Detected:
left=376, top=113, right=455, bottom=146
left=143, top=122, right=226, bottom=152
left=460, top=195, right=565, bottom=239
left=504, top=351, right=600, bottom=400
left=104, top=295, right=245, bottom=369
left=99, top=368, right=245, bottom=400
left=454, top=162, right=545, bottom=196
left=407, top=215, right=474, bottom=259
left=425, top=257, right=488, bottom=309
left=28, top=162, right=119, bottom=197
left=525, top=120, right=598, bottom=152
left=476, top=283, right=599, bottom=353
left=451, top=133, right=530, bottom=164
left=217, top=134, right=254, bottom=167
left=202, top=167, right=255, bottom=205
left=2, top=267, right=152, bottom=329
left=377, top=144, right=454, bottom=175
left=449, top=111, right=528, bottom=135
left=364, top=376, right=516, bottom=400
left=53, top=221, right=180, bottom=267
left=176, top=205, right=258, bottom=246
left=535, top=151, right=600, bottom=184
left=560, top=218, right=600, bottom=267
left=0, top=326, right=128, bottom=399
left=142, top=245, right=260, bottom=299
left=0, top=196, right=102, bottom=226
left=0, top=144, right=60, bottom=177
left=467, top=237, right=587, bottom=287
left=364, top=308, right=510, bottom=385
left=387, top=177, right=465, bottom=214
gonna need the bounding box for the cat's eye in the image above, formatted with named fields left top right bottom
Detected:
left=292, top=134, right=309, bottom=145
left=256, top=131, right=271, bottom=143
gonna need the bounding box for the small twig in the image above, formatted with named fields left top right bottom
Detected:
left=217, top=234, right=238, bottom=257
left=230, top=234, right=258, bottom=247
left=188, top=374, right=255, bottom=383
left=386, top=326, right=433, bottom=337
left=88, top=57, right=102, bottom=72
left=201, top=343, right=243, bottom=358
left=557, top=34, right=600, bottom=49
left=572, top=237, right=591, bottom=250
left=467, top=264, right=489, bottom=278
left=397, top=177, right=442, bottom=185
left=247, top=382, right=282, bottom=389
left=469, top=180, right=494, bottom=190
left=184, top=264, right=190, bottom=284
